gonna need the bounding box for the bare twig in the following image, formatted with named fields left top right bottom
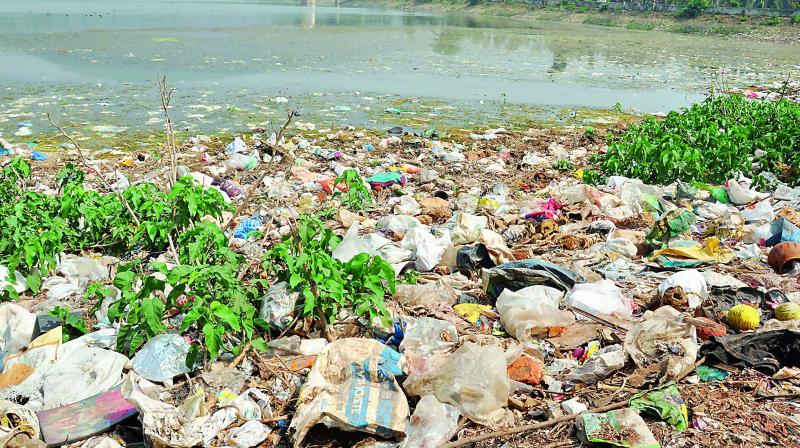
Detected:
left=224, top=111, right=296, bottom=239
left=47, top=113, right=141, bottom=227
left=158, top=75, right=178, bottom=187
left=228, top=341, right=252, bottom=369
left=440, top=399, right=630, bottom=448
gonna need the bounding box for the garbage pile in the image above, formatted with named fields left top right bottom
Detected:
left=1, top=120, right=800, bottom=448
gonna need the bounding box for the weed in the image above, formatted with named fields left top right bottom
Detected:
left=554, top=159, right=575, bottom=171
left=333, top=169, right=373, bottom=211
left=600, top=93, right=800, bottom=186
left=671, top=23, right=704, bottom=33
left=792, top=15, right=800, bottom=24
left=401, top=269, right=419, bottom=285
left=49, top=306, right=87, bottom=342
left=583, top=16, right=619, bottom=26
left=264, top=215, right=395, bottom=328
left=626, top=21, right=656, bottom=30
left=761, top=16, right=782, bottom=26
left=0, top=160, right=229, bottom=299
left=582, top=169, right=605, bottom=186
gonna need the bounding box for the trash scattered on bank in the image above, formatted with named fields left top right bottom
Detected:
left=1, top=98, right=799, bottom=448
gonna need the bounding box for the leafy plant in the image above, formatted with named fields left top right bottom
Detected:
left=333, top=169, right=373, bottom=211
left=600, top=93, right=800, bottom=186
left=761, top=16, right=782, bottom=26
left=582, top=169, right=605, bottom=186
left=49, top=306, right=88, bottom=342
left=264, top=215, right=395, bottom=328
left=792, top=14, right=800, bottom=24
left=675, top=0, right=708, bottom=19
left=0, top=159, right=229, bottom=300
left=99, top=222, right=264, bottom=362
left=554, top=159, right=575, bottom=171
left=401, top=269, right=419, bottom=285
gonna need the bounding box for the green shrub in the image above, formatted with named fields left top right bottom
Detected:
left=600, top=94, right=800, bottom=186
left=675, top=0, right=709, bottom=19
left=761, top=16, right=782, bottom=26
left=792, top=14, right=800, bottom=24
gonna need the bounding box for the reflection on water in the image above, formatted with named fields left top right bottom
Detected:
left=0, top=0, right=798, bottom=135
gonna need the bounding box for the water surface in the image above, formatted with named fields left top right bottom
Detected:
left=1, top=0, right=798, bottom=136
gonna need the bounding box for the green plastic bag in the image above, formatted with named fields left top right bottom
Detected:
left=577, top=408, right=660, bottom=448
left=645, top=209, right=697, bottom=250
left=630, top=382, right=689, bottom=431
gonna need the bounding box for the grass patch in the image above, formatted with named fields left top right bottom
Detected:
left=670, top=23, right=704, bottom=33
left=582, top=16, right=620, bottom=26
left=707, top=25, right=745, bottom=35
left=626, top=21, right=656, bottom=30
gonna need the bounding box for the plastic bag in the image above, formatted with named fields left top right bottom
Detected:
left=0, top=304, right=36, bottom=369
left=228, top=153, right=258, bottom=171
left=446, top=212, right=487, bottom=245
left=225, top=136, right=247, bottom=154
left=565, top=344, right=627, bottom=384
left=395, top=195, right=421, bottom=216
left=123, top=372, right=208, bottom=448
left=587, top=238, right=638, bottom=259
left=577, top=408, right=659, bottom=448
left=402, top=395, right=459, bottom=448
left=403, top=342, right=511, bottom=425
left=496, top=285, right=575, bottom=341
left=224, top=421, right=271, bottom=448
left=400, top=318, right=458, bottom=357
left=482, top=259, right=582, bottom=301
left=332, top=222, right=377, bottom=263
left=131, top=334, right=192, bottom=383
left=0, top=266, right=26, bottom=295
left=656, top=269, right=708, bottom=309
left=624, top=306, right=698, bottom=383
left=566, top=280, right=632, bottom=318
left=400, top=227, right=451, bottom=272
left=377, top=215, right=422, bottom=234
left=630, top=382, right=688, bottom=431
left=727, top=178, right=767, bottom=205
left=259, top=282, right=298, bottom=330
left=395, top=280, right=459, bottom=307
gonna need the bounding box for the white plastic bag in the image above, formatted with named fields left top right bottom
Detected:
left=400, top=227, right=450, bottom=272
left=496, top=285, right=575, bottom=341
left=403, top=342, right=510, bottom=426
left=395, top=281, right=459, bottom=307
left=0, top=304, right=36, bottom=368
left=624, top=306, right=698, bottom=383
left=446, top=212, right=487, bottom=245
left=400, top=318, right=458, bottom=358
left=402, top=395, right=460, bottom=448
left=566, top=280, right=633, bottom=318
left=131, top=334, right=192, bottom=383
left=656, top=269, right=707, bottom=309
left=332, top=222, right=377, bottom=263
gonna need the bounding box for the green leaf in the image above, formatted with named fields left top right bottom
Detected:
left=113, top=271, right=137, bottom=291
left=289, top=272, right=302, bottom=289
left=186, top=343, right=200, bottom=370
left=26, top=273, right=41, bottom=293
left=251, top=337, right=269, bottom=352
left=203, top=323, right=223, bottom=360
left=210, top=301, right=241, bottom=331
